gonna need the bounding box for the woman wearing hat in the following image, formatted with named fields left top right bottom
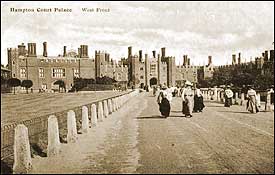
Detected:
left=181, top=81, right=194, bottom=117
left=193, top=86, right=205, bottom=113
left=246, top=85, right=259, bottom=113
left=157, top=84, right=171, bottom=118
left=224, top=85, right=233, bottom=107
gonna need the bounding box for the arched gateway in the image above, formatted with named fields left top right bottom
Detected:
left=149, top=77, right=157, bottom=87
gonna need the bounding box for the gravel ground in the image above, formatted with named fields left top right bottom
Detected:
left=29, top=92, right=274, bottom=174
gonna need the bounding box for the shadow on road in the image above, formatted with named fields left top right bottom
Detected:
left=217, top=111, right=251, bottom=114
left=136, top=115, right=166, bottom=119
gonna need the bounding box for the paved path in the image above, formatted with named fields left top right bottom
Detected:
left=30, top=92, right=274, bottom=174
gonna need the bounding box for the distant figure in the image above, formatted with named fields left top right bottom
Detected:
left=30, top=88, right=33, bottom=93
left=270, top=85, right=274, bottom=105
left=157, top=85, right=170, bottom=118
left=246, top=85, right=259, bottom=113
left=182, top=81, right=194, bottom=117
left=193, top=87, right=205, bottom=112
left=153, top=85, right=157, bottom=96
left=224, top=85, right=233, bottom=107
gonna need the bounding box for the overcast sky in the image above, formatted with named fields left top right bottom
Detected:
left=1, top=1, right=274, bottom=66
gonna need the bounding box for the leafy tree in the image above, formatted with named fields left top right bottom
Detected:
left=7, top=78, right=21, bottom=94
left=21, top=80, right=33, bottom=94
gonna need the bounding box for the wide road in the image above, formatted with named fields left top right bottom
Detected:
left=31, top=92, right=274, bottom=174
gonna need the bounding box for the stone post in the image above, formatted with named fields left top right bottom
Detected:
left=103, top=100, right=109, bottom=118
left=214, top=88, right=218, bottom=101
left=98, top=102, right=104, bottom=122
left=217, top=91, right=221, bottom=102
left=265, top=93, right=271, bottom=112
left=13, top=124, right=32, bottom=174
left=108, top=99, right=113, bottom=114
left=240, top=93, right=245, bottom=106
left=91, top=104, right=98, bottom=126
left=220, top=91, right=224, bottom=102
left=112, top=98, right=116, bottom=112
left=235, top=92, right=238, bottom=105
left=82, top=106, right=89, bottom=133
left=47, top=115, right=61, bottom=157
left=67, top=110, right=77, bottom=143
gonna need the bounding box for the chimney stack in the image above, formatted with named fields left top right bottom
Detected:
left=43, top=42, right=47, bottom=57
left=187, top=58, right=190, bottom=66
left=232, top=54, right=236, bottom=65
left=238, top=53, right=241, bottom=64
left=152, top=50, right=156, bottom=58
left=208, top=56, right=212, bottom=65
left=128, top=46, right=132, bottom=59
left=161, top=47, right=166, bottom=58
left=63, top=46, right=67, bottom=57
left=264, top=50, right=268, bottom=61
left=270, top=50, right=274, bottom=62
left=139, top=50, right=142, bottom=62
left=18, top=43, right=26, bottom=56
left=27, top=43, right=37, bottom=57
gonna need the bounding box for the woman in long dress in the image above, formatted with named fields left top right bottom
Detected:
left=157, top=85, right=171, bottom=118
left=193, top=88, right=205, bottom=112
left=224, top=85, right=233, bottom=107
left=182, top=81, right=194, bottom=117
left=246, top=86, right=259, bottom=113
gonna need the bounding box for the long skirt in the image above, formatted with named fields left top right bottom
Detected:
left=224, top=97, right=232, bottom=107
left=194, top=95, right=205, bottom=112
left=159, top=98, right=170, bottom=117
left=182, top=96, right=194, bottom=116
left=247, top=96, right=259, bottom=113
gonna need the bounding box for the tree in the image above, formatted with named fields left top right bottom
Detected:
left=7, top=78, right=21, bottom=94
left=54, top=80, right=65, bottom=92
left=21, top=80, right=33, bottom=94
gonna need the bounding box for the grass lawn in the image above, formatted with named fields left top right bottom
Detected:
left=1, top=91, right=128, bottom=125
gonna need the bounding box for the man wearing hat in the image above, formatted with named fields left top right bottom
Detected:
left=224, top=85, right=233, bottom=107
left=181, top=80, right=194, bottom=117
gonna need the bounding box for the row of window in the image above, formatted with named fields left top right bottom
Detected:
left=20, top=68, right=80, bottom=78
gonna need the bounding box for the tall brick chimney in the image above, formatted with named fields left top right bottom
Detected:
left=128, top=46, right=132, bottom=59
left=27, top=43, right=36, bottom=57
left=232, top=54, right=236, bottom=65
left=18, top=43, right=26, bottom=56
left=63, top=46, right=67, bottom=57
left=43, top=42, right=47, bottom=57
left=208, top=56, right=212, bottom=65
left=238, top=53, right=241, bottom=64
left=270, top=50, right=274, bottom=62
left=152, top=50, right=156, bottom=58
left=139, top=50, right=142, bottom=62
left=264, top=50, right=268, bottom=61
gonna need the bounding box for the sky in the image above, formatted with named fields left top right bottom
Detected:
left=1, top=1, right=274, bottom=66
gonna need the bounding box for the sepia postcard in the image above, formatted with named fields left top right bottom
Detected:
left=1, top=1, right=274, bottom=174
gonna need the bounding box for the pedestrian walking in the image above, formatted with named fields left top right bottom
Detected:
left=157, top=85, right=171, bottom=118
left=246, top=85, right=259, bottom=113
left=193, top=87, right=205, bottom=112
left=182, top=81, right=194, bottom=117
left=224, top=85, right=233, bottom=107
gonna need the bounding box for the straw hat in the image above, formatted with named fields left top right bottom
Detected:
left=185, top=81, right=192, bottom=86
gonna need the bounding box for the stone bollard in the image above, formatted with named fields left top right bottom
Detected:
left=103, top=100, right=109, bottom=118
left=214, top=88, right=218, bottom=101
left=108, top=99, right=113, bottom=114
left=220, top=91, right=224, bottom=103
left=47, top=115, right=61, bottom=157
left=67, top=110, right=78, bottom=143
left=265, top=93, right=271, bottom=111
left=217, top=91, right=221, bottom=102
left=234, top=92, right=239, bottom=105
left=98, top=102, right=104, bottom=122
left=115, top=98, right=119, bottom=110
left=256, top=93, right=261, bottom=109
left=82, top=106, right=89, bottom=133
left=91, top=104, right=98, bottom=126
left=13, top=124, right=32, bottom=174
left=240, top=93, right=245, bottom=106
left=112, top=98, right=116, bottom=112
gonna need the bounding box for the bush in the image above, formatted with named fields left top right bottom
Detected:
left=21, top=80, right=33, bottom=94
left=7, top=78, right=21, bottom=94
